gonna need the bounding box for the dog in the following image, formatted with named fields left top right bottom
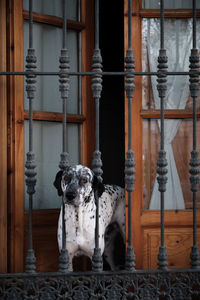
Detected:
left=54, top=164, right=125, bottom=271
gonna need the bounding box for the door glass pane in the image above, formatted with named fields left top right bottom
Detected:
left=142, top=0, right=200, bottom=9
left=24, top=121, right=80, bottom=210
left=24, top=22, right=78, bottom=113
left=142, top=18, right=200, bottom=110
left=143, top=119, right=200, bottom=210
left=23, top=0, right=78, bottom=20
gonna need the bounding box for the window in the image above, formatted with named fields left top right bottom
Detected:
left=141, top=9, right=200, bottom=210
left=23, top=0, right=81, bottom=209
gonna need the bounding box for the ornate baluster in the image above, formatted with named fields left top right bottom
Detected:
left=91, top=0, right=103, bottom=272
left=189, top=0, right=200, bottom=269
left=25, top=0, right=37, bottom=273
left=125, top=0, right=136, bottom=271
left=157, top=0, right=168, bottom=270
left=58, top=0, right=70, bottom=273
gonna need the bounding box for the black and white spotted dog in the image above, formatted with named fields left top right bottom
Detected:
left=54, top=164, right=125, bottom=271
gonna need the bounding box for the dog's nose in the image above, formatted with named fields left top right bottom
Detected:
left=66, top=191, right=77, bottom=201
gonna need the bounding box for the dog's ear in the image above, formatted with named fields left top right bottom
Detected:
left=92, top=175, right=105, bottom=198
left=53, top=171, right=63, bottom=196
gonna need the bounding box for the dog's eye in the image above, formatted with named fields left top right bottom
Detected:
left=64, top=175, right=71, bottom=183
left=80, top=178, right=88, bottom=184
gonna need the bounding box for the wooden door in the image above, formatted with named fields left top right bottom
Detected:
left=5, top=0, right=94, bottom=273
left=124, top=0, right=200, bottom=269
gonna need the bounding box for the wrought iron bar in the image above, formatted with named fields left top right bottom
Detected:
left=189, top=0, right=200, bottom=269
left=156, top=0, right=168, bottom=270
left=124, top=0, right=136, bottom=271
left=58, top=0, right=70, bottom=273
left=25, top=0, right=37, bottom=273
left=91, top=0, right=103, bottom=272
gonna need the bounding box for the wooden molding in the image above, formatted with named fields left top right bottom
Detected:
left=23, top=10, right=85, bottom=31
left=141, top=210, right=200, bottom=227
left=139, top=9, right=200, bottom=18
left=140, top=109, right=200, bottom=119
left=24, top=110, right=86, bottom=123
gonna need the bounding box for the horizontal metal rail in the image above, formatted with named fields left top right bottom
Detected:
left=0, top=269, right=200, bottom=300
left=0, top=71, right=199, bottom=76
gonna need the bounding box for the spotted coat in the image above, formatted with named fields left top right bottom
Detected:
left=54, top=165, right=125, bottom=271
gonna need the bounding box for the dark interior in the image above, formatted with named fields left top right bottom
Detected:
left=99, top=0, right=124, bottom=188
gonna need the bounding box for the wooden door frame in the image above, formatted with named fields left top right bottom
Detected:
left=0, top=0, right=7, bottom=274
left=7, top=0, right=25, bottom=273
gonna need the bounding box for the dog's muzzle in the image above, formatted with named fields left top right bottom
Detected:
left=65, top=191, right=77, bottom=202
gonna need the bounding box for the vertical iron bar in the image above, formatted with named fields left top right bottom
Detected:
left=28, top=0, right=33, bottom=49
left=58, top=0, right=70, bottom=273
left=157, top=0, right=168, bottom=270
left=91, top=0, right=103, bottom=272
left=189, top=0, right=200, bottom=269
left=78, top=0, right=83, bottom=163
left=25, top=0, right=37, bottom=273
left=125, top=0, right=136, bottom=271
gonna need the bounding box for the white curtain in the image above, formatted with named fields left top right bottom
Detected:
left=145, top=19, right=194, bottom=209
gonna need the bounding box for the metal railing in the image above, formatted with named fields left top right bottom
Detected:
left=0, top=0, right=200, bottom=299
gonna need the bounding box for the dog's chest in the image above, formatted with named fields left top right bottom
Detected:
left=65, top=202, right=96, bottom=244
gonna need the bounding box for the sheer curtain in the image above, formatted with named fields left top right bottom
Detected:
left=144, top=19, right=194, bottom=209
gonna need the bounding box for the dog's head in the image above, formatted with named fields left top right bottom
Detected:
left=54, top=165, right=105, bottom=206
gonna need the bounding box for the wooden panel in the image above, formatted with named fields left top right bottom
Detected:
left=7, top=0, right=25, bottom=273
left=143, top=227, right=200, bottom=269
left=0, top=0, right=7, bottom=273
left=142, top=211, right=200, bottom=269
left=24, top=210, right=59, bottom=272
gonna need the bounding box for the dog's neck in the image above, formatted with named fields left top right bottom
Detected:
left=84, top=189, right=94, bottom=204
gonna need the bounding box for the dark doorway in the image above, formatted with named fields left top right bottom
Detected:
left=99, top=0, right=124, bottom=188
